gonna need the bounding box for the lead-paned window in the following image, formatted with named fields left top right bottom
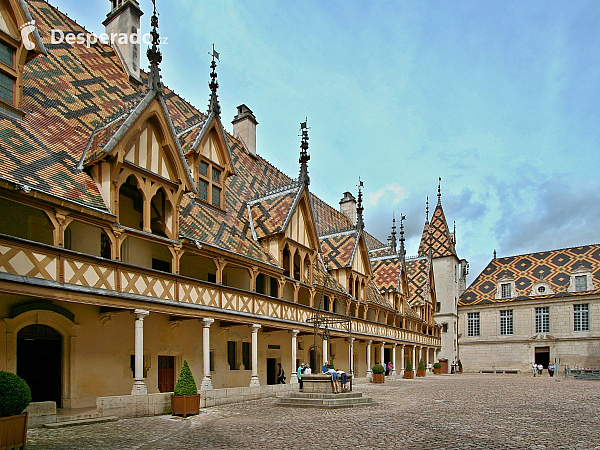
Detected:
left=500, top=309, right=513, bottom=335
left=0, top=42, right=14, bottom=67
left=574, top=304, right=589, bottom=332
left=198, top=158, right=224, bottom=208
left=501, top=283, right=511, bottom=299
left=535, top=306, right=550, bottom=333
left=0, top=72, right=14, bottom=104
left=575, top=275, right=587, bottom=292
left=211, top=185, right=221, bottom=207
left=467, top=312, right=480, bottom=337
left=199, top=179, right=208, bottom=201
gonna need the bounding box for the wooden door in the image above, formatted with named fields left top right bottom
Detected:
left=158, top=356, right=175, bottom=392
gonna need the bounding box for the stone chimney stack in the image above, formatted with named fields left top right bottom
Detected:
left=103, top=0, right=143, bottom=83
left=339, top=192, right=357, bottom=226
left=232, top=104, right=258, bottom=155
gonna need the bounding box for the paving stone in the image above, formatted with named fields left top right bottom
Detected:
left=25, top=375, right=600, bottom=449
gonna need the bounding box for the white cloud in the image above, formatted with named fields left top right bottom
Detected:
left=367, top=183, right=406, bottom=207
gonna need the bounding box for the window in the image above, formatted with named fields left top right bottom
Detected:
left=198, top=158, right=224, bottom=208
left=227, top=341, right=237, bottom=370
left=0, top=42, right=15, bottom=67
left=574, top=304, right=589, bottom=332
left=436, top=302, right=441, bottom=313
left=467, top=312, right=480, bottom=337
left=501, top=283, right=511, bottom=299
left=535, top=307, right=550, bottom=333
left=207, top=272, right=216, bottom=283
left=152, top=258, right=171, bottom=273
left=537, top=286, right=546, bottom=294
left=500, top=310, right=513, bottom=335
left=575, top=275, right=587, bottom=292
left=242, top=342, right=251, bottom=370
left=100, top=233, right=111, bottom=259
left=0, top=72, right=14, bottom=104
left=442, top=323, right=448, bottom=333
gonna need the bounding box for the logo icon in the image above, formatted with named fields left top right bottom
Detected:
left=20, top=20, right=36, bottom=51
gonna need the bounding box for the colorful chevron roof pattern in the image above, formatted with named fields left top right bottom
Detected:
left=459, top=244, right=600, bottom=306
left=405, top=256, right=432, bottom=307
left=418, top=203, right=456, bottom=258
left=371, top=255, right=402, bottom=293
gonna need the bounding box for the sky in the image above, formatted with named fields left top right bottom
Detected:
left=53, top=0, right=600, bottom=283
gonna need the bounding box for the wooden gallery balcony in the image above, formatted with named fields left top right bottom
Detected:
left=0, top=234, right=440, bottom=347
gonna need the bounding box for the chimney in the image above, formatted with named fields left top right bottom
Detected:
left=103, top=0, right=143, bottom=83
left=232, top=104, right=258, bottom=155
left=339, top=191, right=357, bottom=225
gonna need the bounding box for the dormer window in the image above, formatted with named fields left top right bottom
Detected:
left=575, top=275, right=587, bottom=292
left=495, top=275, right=515, bottom=300
left=501, top=283, right=511, bottom=299
left=568, top=266, right=595, bottom=293
left=0, top=42, right=15, bottom=105
left=198, top=158, right=224, bottom=209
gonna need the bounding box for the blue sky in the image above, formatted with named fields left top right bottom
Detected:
left=54, top=0, right=600, bottom=283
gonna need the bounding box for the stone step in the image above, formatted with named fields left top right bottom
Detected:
left=56, top=410, right=102, bottom=423
left=288, top=392, right=363, bottom=399
left=278, top=396, right=374, bottom=408
left=44, top=416, right=118, bottom=428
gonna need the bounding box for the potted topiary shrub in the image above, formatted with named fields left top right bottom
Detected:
left=371, top=364, right=385, bottom=383
left=433, top=362, right=442, bottom=374
left=0, top=371, right=31, bottom=450
left=403, top=360, right=414, bottom=379
left=458, top=359, right=463, bottom=373
left=171, top=360, right=200, bottom=417
left=417, top=360, right=426, bottom=377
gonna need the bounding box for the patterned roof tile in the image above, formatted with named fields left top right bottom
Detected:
left=405, top=257, right=431, bottom=307
left=418, top=203, right=456, bottom=258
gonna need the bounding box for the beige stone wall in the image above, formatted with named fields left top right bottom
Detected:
left=459, top=295, right=600, bottom=372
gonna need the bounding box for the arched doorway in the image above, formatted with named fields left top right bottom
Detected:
left=17, top=324, right=62, bottom=406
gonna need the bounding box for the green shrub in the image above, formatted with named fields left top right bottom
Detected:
left=0, top=371, right=31, bottom=417
left=372, top=364, right=385, bottom=375
left=433, top=362, right=442, bottom=369
left=418, top=360, right=426, bottom=371
left=174, top=360, right=198, bottom=396
left=405, top=360, right=413, bottom=372
left=328, top=358, right=335, bottom=370
left=458, top=359, right=463, bottom=368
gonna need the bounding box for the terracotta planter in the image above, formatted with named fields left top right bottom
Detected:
left=171, top=394, right=200, bottom=417
left=416, top=369, right=426, bottom=377
left=434, top=367, right=442, bottom=374
left=372, top=373, right=385, bottom=383
left=0, top=412, right=28, bottom=450
left=403, top=370, right=414, bottom=379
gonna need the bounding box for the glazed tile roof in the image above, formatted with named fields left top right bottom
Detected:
left=312, top=256, right=347, bottom=294
left=371, top=255, right=402, bottom=293
left=369, top=246, right=394, bottom=259
left=319, top=230, right=358, bottom=269
left=249, top=187, right=300, bottom=239
left=364, top=230, right=386, bottom=251
left=459, top=244, right=600, bottom=306
left=311, top=194, right=354, bottom=237
left=405, top=256, right=431, bottom=307
left=418, top=202, right=456, bottom=258
left=366, top=281, right=390, bottom=307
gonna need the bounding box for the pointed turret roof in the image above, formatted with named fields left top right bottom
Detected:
left=418, top=184, right=457, bottom=258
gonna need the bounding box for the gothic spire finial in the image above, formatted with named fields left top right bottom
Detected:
left=208, top=44, right=221, bottom=116
left=356, top=178, right=364, bottom=230
left=425, top=196, right=429, bottom=224
left=298, top=119, right=310, bottom=186
left=453, top=220, right=456, bottom=244
left=437, top=177, right=442, bottom=206
left=493, top=249, right=497, bottom=260
left=389, top=212, right=397, bottom=254
left=146, top=0, right=162, bottom=91
left=399, top=213, right=406, bottom=261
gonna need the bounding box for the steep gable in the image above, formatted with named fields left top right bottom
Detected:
left=418, top=203, right=456, bottom=258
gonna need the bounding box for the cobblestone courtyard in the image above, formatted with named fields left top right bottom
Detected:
left=26, top=374, right=600, bottom=449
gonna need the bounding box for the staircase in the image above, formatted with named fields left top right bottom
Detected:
left=277, top=391, right=375, bottom=409
left=44, top=409, right=118, bottom=428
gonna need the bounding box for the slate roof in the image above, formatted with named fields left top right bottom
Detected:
left=459, top=244, right=600, bottom=306
left=418, top=202, right=456, bottom=258
left=405, top=256, right=431, bottom=307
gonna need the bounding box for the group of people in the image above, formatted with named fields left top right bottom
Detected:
left=296, top=363, right=312, bottom=389
left=322, top=363, right=349, bottom=394
left=532, top=362, right=556, bottom=377
left=385, top=362, right=394, bottom=375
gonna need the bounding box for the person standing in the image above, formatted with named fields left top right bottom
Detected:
left=305, top=364, right=312, bottom=374
left=537, top=364, right=543, bottom=376
left=548, top=363, right=555, bottom=377
left=532, top=362, right=537, bottom=377
left=451, top=360, right=455, bottom=374
left=297, top=363, right=304, bottom=390
left=277, top=362, right=286, bottom=384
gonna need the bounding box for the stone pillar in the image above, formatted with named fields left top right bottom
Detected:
left=131, top=309, right=149, bottom=395
left=290, top=330, right=299, bottom=384
left=201, top=318, right=214, bottom=390
left=400, top=344, right=405, bottom=376
left=412, top=346, right=416, bottom=369
left=392, top=343, right=397, bottom=375
left=250, top=324, right=261, bottom=387
left=366, top=340, right=372, bottom=378
left=380, top=342, right=385, bottom=366
left=323, top=336, right=328, bottom=366
left=426, top=347, right=430, bottom=374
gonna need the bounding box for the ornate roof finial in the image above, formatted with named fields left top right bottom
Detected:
left=453, top=220, right=456, bottom=244
left=146, top=0, right=162, bottom=91
left=493, top=249, right=497, bottom=260
left=208, top=44, right=221, bottom=116
left=425, top=196, right=429, bottom=224
left=437, top=177, right=442, bottom=206
left=298, top=119, right=310, bottom=186
left=390, top=212, right=397, bottom=254
left=356, top=177, right=364, bottom=230
left=399, top=213, right=406, bottom=260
